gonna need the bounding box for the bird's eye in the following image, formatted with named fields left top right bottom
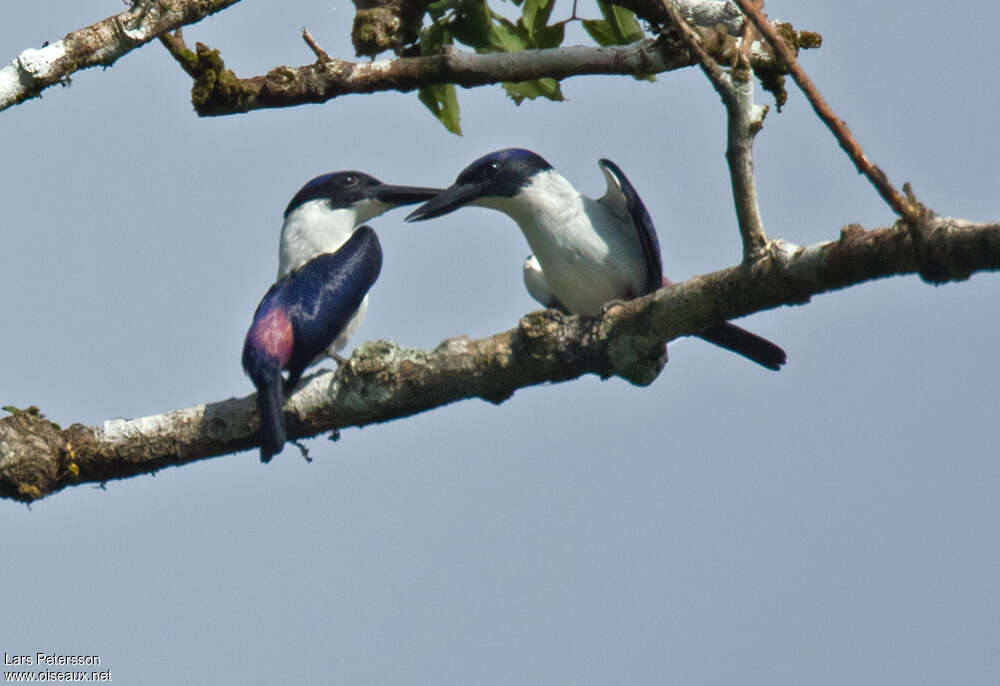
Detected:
left=486, top=161, right=502, bottom=177
left=342, top=175, right=358, bottom=186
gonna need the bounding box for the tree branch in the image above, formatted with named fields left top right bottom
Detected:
left=3, top=217, right=998, bottom=503
left=158, top=27, right=808, bottom=116
left=0, top=0, right=243, bottom=113
left=301, top=28, right=333, bottom=63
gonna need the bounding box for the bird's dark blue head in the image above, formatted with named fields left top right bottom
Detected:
left=284, top=171, right=441, bottom=219
left=406, top=148, right=553, bottom=221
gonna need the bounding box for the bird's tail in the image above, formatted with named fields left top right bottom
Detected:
left=697, top=322, right=787, bottom=371
left=254, top=367, right=287, bottom=463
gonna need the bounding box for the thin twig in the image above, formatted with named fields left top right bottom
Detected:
left=731, top=0, right=920, bottom=223
left=302, top=28, right=332, bottom=63
left=736, top=0, right=758, bottom=66
left=661, top=1, right=728, bottom=84
left=159, top=30, right=198, bottom=78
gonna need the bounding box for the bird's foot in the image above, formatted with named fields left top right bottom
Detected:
left=601, top=298, right=629, bottom=315
left=291, top=440, right=312, bottom=463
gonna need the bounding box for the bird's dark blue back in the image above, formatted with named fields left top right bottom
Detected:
left=280, top=226, right=382, bottom=378
left=245, top=226, right=382, bottom=389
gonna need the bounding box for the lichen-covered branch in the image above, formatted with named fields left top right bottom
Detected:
left=0, top=0, right=243, bottom=113
left=2, top=217, right=998, bottom=503
left=158, top=27, right=810, bottom=116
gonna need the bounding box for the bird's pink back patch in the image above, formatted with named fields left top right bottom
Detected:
left=249, top=307, right=293, bottom=366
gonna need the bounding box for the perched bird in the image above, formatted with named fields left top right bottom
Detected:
left=243, top=171, right=440, bottom=462
left=407, top=148, right=785, bottom=370
left=278, top=171, right=441, bottom=356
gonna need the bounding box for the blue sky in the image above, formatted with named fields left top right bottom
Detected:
left=2, top=1, right=998, bottom=684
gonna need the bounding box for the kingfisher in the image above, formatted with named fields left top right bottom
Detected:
left=406, top=148, right=785, bottom=370
left=242, top=171, right=440, bottom=462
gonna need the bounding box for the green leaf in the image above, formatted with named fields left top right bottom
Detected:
left=447, top=0, right=493, bottom=48
left=502, top=81, right=533, bottom=104
left=584, top=2, right=645, bottom=46
left=519, top=0, right=563, bottom=48
left=503, top=77, right=564, bottom=104
left=522, top=0, right=554, bottom=41
left=581, top=19, right=616, bottom=46
left=418, top=83, right=462, bottom=135
left=602, top=1, right=644, bottom=43
left=426, top=0, right=460, bottom=21
left=488, top=15, right=529, bottom=52
left=534, top=76, right=563, bottom=99
left=419, top=22, right=447, bottom=55
left=536, top=22, right=565, bottom=49
left=522, top=0, right=541, bottom=32
left=416, top=26, right=461, bottom=135
left=421, top=0, right=566, bottom=114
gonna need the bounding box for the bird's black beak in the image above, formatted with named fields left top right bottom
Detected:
left=405, top=182, right=487, bottom=222
left=372, top=184, right=444, bottom=207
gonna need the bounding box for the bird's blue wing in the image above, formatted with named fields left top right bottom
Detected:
left=598, top=159, right=663, bottom=295
left=281, top=225, right=383, bottom=385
